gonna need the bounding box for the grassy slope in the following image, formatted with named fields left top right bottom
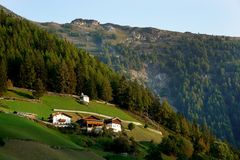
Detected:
left=0, top=88, right=163, bottom=143
left=0, top=140, right=104, bottom=160
left=123, top=125, right=162, bottom=143
left=2, top=88, right=136, bottom=121
left=0, top=113, right=79, bottom=149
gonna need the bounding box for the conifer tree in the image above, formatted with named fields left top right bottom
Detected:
left=56, top=60, right=69, bottom=93
left=32, top=78, right=45, bottom=99
left=0, top=57, right=7, bottom=95
left=100, top=78, right=112, bottom=102
left=66, top=61, right=77, bottom=94
left=19, top=53, right=36, bottom=88
left=76, top=62, right=88, bottom=95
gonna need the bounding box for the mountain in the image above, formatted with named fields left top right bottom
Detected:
left=39, top=18, right=240, bottom=147
left=1, top=5, right=240, bottom=159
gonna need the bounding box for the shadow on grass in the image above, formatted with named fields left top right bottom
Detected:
left=8, top=89, right=34, bottom=99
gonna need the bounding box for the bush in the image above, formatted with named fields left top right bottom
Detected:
left=209, top=141, right=234, bottom=160
left=128, top=123, right=135, bottom=131
left=159, top=134, right=193, bottom=158
left=144, top=124, right=149, bottom=128
left=0, top=138, right=5, bottom=146
left=32, top=78, right=45, bottom=99
left=110, top=136, right=131, bottom=153
left=81, top=138, right=95, bottom=147
left=97, top=137, right=113, bottom=150
left=6, top=79, right=13, bottom=89
left=145, top=145, right=163, bottom=160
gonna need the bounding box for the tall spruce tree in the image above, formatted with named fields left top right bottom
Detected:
left=19, top=53, right=36, bottom=88
left=32, top=78, right=45, bottom=99
left=0, top=57, right=7, bottom=95
left=56, top=60, right=69, bottom=93
left=99, top=77, right=112, bottom=102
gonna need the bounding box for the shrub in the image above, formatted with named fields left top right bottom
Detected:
left=128, top=123, right=135, bottom=131
left=6, top=79, right=13, bottom=89
left=97, top=137, right=113, bottom=150
left=111, top=136, right=131, bottom=153
left=32, top=78, right=45, bottom=99
left=159, top=134, right=193, bottom=158
left=145, top=145, right=163, bottom=160
left=144, top=124, right=149, bottom=128
left=0, top=138, right=5, bottom=146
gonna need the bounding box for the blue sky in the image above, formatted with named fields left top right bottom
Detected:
left=1, top=0, right=240, bottom=37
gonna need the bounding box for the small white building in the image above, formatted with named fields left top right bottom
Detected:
left=104, top=117, right=122, bottom=133
left=80, top=93, right=89, bottom=105
left=51, top=112, right=72, bottom=127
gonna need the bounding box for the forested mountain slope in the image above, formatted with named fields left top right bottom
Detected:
left=39, top=18, right=240, bottom=147
left=1, top=6, right=240, bottom=159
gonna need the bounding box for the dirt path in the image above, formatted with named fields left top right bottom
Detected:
left=147, top=128, right=163, bottom=135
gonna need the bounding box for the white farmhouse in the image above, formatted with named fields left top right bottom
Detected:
left=51, top=112, right=72, bottom=127
left=104, top=117, right=122, bottom=132
left=80, top=93, right=89, bottom=105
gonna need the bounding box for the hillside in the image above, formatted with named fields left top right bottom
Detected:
left=0, top=112, right=80, bottom=148
left=0, top=140, right=104, bottom=160
left=1, top=6, right=240, bottom=159
left=0, top=87, right=163, bottom=143
left=39, top=18, right=240, bottom=147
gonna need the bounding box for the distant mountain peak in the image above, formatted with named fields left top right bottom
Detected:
left=71, top=18, right=100, bottom=27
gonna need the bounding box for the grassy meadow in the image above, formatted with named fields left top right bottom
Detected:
left=0, top=140, right=104, bottom=160
left=0, top=113, right=80, bottom=149
left=1, top=88, right=136, bottom=121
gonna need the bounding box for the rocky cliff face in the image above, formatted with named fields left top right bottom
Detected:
left=71, top=18, right=100, bottom=27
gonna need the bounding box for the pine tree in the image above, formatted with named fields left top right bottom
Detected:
left=66, top=61, right=77, bottom=94
left=76, top=62, right=86, bottom=95
left=56, top=60, right=69, bottom=93
left=0, top=57, right=7, bottom=95
left=56, top=60, right=76, bottom=94
left=101, top=78, right=112, bottom=102
left=19, top=53, right=36, bottom=88
left=85, top=78, right=97, bottom=99
left=34, top=51, right=47, bottom=86
left=32, top=78, right=45, bottom=99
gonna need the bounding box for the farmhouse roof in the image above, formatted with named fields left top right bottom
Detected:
left=51, top=112, right=72, bottom=118
left=104, top=117, right=122, bottom=124
left=83, top=115, right=101, bottom=120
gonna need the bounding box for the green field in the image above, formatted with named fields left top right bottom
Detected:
left=1, top=88, right=136, bottom=121
left=0, top=113, right=80, bottom=149
left=0, top=140, right=104, bottom=160
left=123, top=125, right=162, bottom=143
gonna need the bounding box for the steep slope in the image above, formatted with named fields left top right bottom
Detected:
left=39, top=19, right=240, bottom=146
left=0, top=113, right=79, bottom=148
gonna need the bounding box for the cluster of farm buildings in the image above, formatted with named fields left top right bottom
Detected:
left=14, top=93, right=122, bottom=133
left=50, top=112, right=122, bottom=133
left=48, top=93, right=122, bottom=133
